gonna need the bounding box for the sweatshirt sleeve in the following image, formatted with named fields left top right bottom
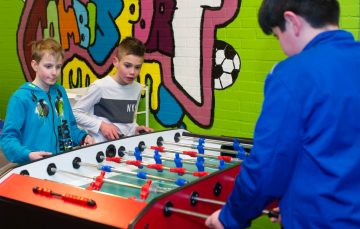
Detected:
left=219, top=73, right=302, bottom=228
left=73, top=84, right=103, bottom=134
left=127, top=122, right=139, bottom=136
left=0, top=95, right=31, bottom=163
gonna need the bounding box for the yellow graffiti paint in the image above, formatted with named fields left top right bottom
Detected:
left=62, top=57, right=99, bottom=89
left=108, top=66, right=117, bottom=76
left=115, top=0, right=140, bottom=41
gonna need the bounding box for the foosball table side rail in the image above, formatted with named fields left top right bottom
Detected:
left=0, top=129, right=187, bottom=184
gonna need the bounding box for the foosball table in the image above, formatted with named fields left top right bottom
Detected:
left=0, top=129, right=255, bottom=228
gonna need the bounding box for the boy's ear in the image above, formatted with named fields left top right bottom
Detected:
left=284, top=11, right=302, bottom=36
left=112, top=56, right=119, bottom=66
left=31, top=60, right=38, bottom=72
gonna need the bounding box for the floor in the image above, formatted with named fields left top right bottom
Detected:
left=0, top=120, right=17, bottom=173
left=0, top=148, right=16, bottom=174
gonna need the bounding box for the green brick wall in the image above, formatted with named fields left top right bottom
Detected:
left=0, top=1, right=23, bottom=119
left=187, top=0, right=360, bottom=138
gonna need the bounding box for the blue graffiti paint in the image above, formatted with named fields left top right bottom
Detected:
left=88, top=0, right=122, bottom=63
left=156, top=85, right=183, bottom=126
left=73, top=0, right=90, bottom=48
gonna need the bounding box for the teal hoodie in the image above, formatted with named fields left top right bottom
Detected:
left=0, top=82, right=87, bottom=164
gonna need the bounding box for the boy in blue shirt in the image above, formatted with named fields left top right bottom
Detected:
left=206, top=0, right=360, bottom=228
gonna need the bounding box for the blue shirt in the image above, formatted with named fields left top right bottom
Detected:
left=220, top=30, right=360, bottom=228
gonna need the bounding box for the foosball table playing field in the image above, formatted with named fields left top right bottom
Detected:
left=0, top=129, right=269, bottom=228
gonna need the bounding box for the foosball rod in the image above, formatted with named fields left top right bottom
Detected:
left=141, top=161, right=209, bottom=177
left=127, top=151, right=219, bottom=169
left=104, top=156, right=209, bottom=177
left=179, top=135, right=253, bottom=149
left=51, top=168, right=165, bottom=194
left=147, top=145, right=242, bottom=163
left=192, top=196, right=226, bottom=205
left=164, top=203, right=279, bottom=220
left=165, top=206, right=279, bottom=220
left=166, top=206, right=209, bottom=219
left=182, top=132, right=253, bottom=145
left=159, top=140, right=247, bottom=156
left=79, top=161, right=188, bottom=185
left=189, top=195, right=280, bottom=219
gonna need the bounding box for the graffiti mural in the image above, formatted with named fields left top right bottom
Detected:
left=17, top=0, right=241, bottom=129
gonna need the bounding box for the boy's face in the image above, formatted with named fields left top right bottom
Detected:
left=31, top=52, right=63, bottom=89
left=113, top=54, right=144, bottom=85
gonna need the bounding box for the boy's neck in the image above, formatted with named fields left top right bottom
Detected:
left=32, top=78, right=50, bottom=92
left=111, top=74, right=128, bottom=86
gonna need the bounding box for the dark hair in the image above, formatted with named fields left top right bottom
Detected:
left=258, top=0, right=340, bottom=35
left=117, top=37, right=146, bottom=60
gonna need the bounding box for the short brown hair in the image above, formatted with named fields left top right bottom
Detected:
left=117, top=37, right=146, bottom=60
left=31, top=38, right=64, bottom=63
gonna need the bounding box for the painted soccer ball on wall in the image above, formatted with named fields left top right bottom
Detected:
left=213, top=40, right=241, bottom=90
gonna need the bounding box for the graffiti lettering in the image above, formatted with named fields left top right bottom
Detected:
left=58, top=0, right=80, bottom=50
left=88, top=0, right=122, bottom=64
left=44, top=0, right=60, bottom=40
left=146, top=0, right=176, bottom=56
left=17, top=0, right=240, bottom=128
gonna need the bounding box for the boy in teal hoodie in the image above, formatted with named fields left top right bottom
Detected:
left=0, top=38, right=95, bottom=164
